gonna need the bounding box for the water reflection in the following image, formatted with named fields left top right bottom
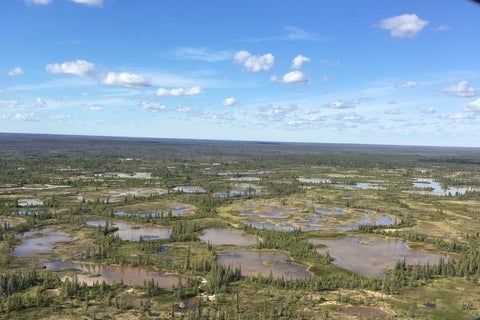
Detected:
left=310, top=235, right=445, bottom=277
left=85, top=221, right=170, bottom=241
left=43, top=260, right=180, bottom=289
left=217, top=250, right=311, bottom=280
left=406, top=178, right=479, bottom=196
left=199, top=228, right=258, bottom=246
left=14, top=227, right=74, bottom=257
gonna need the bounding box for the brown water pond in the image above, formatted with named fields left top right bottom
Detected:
left=42, top=260, right=181, bottom=289
left=14, top=227, right=74, bottom=257
left=217, top=250, right=311, bottom=280
left=85, top=220, right=170, bottom=241
left=236, top=201, right=395, bottom=232
left=310, top=235, right=446, bottom=277
left=199, top=228, right=259, bottom=246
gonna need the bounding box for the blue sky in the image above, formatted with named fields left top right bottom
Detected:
left=1, top=0, right=479, bottom=147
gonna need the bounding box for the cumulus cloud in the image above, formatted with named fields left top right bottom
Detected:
left=395, top=81, right=419, bottom=89
left=222, top=97, right=237, bottom=106
left=46, top=60, right=96, bottom=76
left=156, top=86, right=203, bottom=97
left=379, top=14, right=429, bottom=38
left=327, top=98, right=368, bottom=109
left=8, top=67, right=24, bottom=76
left=234, top=51, right=274, bottom=72
left=141, top=101, right=167, bottom=112
left=442, top=81, right=479, bottom=97
left=271, top=71, right=309, bottom=84
left=102, top=72, right=151, bottom=87
left=464, top=98, right=480, bottom=113
left=36, top=97, right=47, bottom=108
left=70, top=0, right=103, bottom=6
left=291, top=55, right=311, bottom=69
left=329, top=100, right=355, bottom=109
left=25, top=0, right=52, bottom=5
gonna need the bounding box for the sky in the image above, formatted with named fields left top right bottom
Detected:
left=1, top=0, right=480, bottom=147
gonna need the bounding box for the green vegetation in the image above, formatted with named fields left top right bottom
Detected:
left=1, top=133, right=480, bottom=319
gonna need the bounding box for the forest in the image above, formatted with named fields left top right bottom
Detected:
left=0, top=133, right=480, bottom=319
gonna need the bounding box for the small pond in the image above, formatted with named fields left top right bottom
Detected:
left=310, top=235, right=446, bottom=277
left=85, top=221, right=170, bottom=241
left=407, top=178, right=478, bottom=196
left=17, top=198, right=44, bottom=207
left=297, top=178, right=331, bottom=184
left=217, top=250, right=311, bottom=280
left=42, top=260, right=180, bottom=289
left=199, top=228, right=259, bottom=246
left=14, top=227, right=74, bottom=257
left=243, top=207, right=395, bottom=232
left=239, top=203, right=298, bottom=219
left=334, top=182, right=382, bottom=190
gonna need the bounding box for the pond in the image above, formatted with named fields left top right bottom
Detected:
left=217, top=250, right=311, bottom=280
left=309, top=235, right=446, bottom=277
left=42, top=260, right=181, bottom=289
left=14, top=227, right=74, bottom=257
left=334, top=182, right=382, bottom=190
left=297, top=178, right=331, bottom=184
left=242, top=206, right=395, bottom=232
left=173, top=186, right=207, bottom=193
left=239, top=203, right=298, bottom=219
left=85, top=221, right=170, bottom=241
left=406, top=178, right=479, bottom=196
left=17, top=198, right=44, bottom=207
left=199, top=228, right=259, bottom=246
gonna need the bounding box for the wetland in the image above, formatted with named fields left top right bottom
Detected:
left=1, top=133, right=480, bottom=319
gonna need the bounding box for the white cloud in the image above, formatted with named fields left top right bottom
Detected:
left=464, top=98, right=480, bottom=113
left=8, top=67, right=24, bottom=76
left=320, top=75, right=331, bottom=82
left=395, top=81, right=419, bottom=89
left=156, top=86, right=203, bottom=97
left=26, top=0, right=52, bottom=5
left=102, top=72, right=151, bottom=87
left=332, top=112, right=363, bottom=122
left=422, top=107, right=436, bottom=114
left=291, top=55, right=311, bottom=69
left=385, top=107, right=401, bottom=115
left=46, top=60, right=96, bottom=76
left=222, top=97, right=237, bottom=106
left=15, top=113, right=39, bottom=121
left=174, top=47, right=232, bottom=62
left=234, top=51, right=274, bottom=72
left=379, top=14, right=429, bottom=38
left=434, top=25, right=450, bottom=32
left=442, top=81, right=479, bottom=97
left=36, top=97, right=47, bottom=108
left=50, top=114, right=72, bottom=122
left=449, top=112, right=474, bottom=120
left=70, top=0, right=103, bottom=6
left=284, top=26, right=321, bottom=41
left=0, top=100, right=21, bottom=109
left=271, top=71, right=309, bottom=84
left=329, top=100, right=354, bottom=109
left=141, top=101, right=167, bottom=112
left=89, top=104, right=103, bottom=111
